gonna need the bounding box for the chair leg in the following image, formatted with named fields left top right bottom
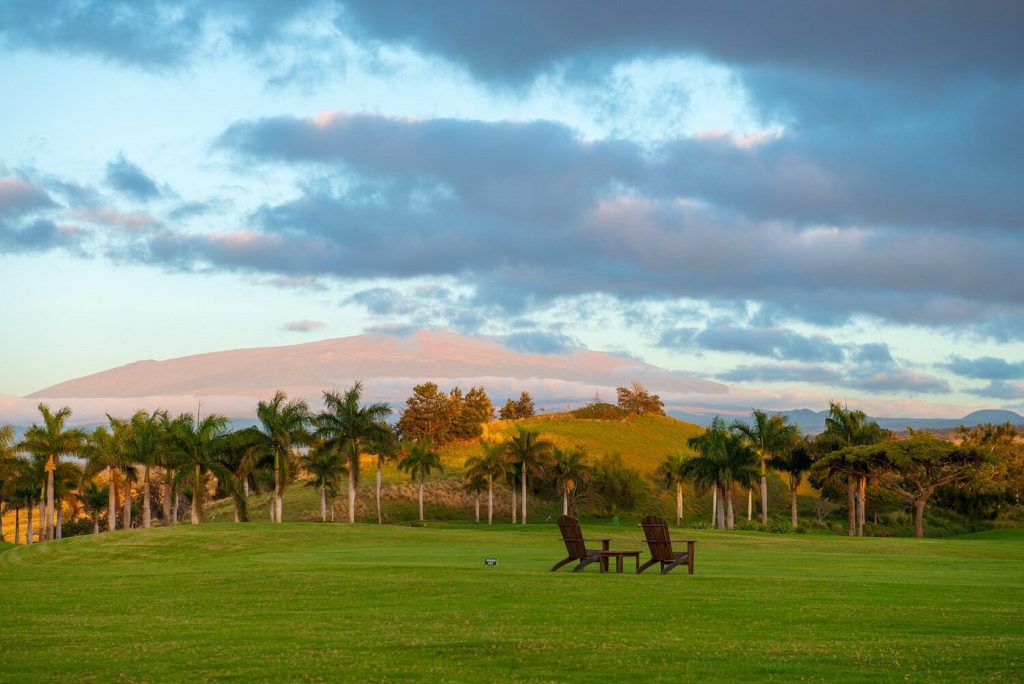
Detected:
left=551, top=557, right=573, bottom=572
left=574, top=559, right=595, bottom=572
left=637, top=558, right=658, bottom=574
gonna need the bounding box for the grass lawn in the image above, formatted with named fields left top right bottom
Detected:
left=2, top=524, right=1022, bottom=681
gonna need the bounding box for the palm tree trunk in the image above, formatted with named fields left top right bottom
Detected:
left=233, top=505, right=239, bottom=524
left=93, top=515, right=99, bottom=534
left=143, top=466, right=152, bottom=528
left=418, top=476, right=424, bottom=521
left=857, top=476, right=867, bottom=536
left=759, top=471, right=768, bottom=525
left=563, top=487, right=569, bottom=516
left=26, top=504, right=33, bottom=545
left=847, top=474, right=856, bottom=536
left=15, top=507, right=21, bottom=544
left=162, top=477, right=172, bottom=525
left=716, top=486, right=726, bottom=529
left=511, top=482, right=517, bottom=524
left=38, top=498, right=45, bottom=541
left=747, top=489, right=753, bottom=520
left=521, top=471, right=527, bottom=525
left=123, top=478, right=132, bottom=529
left=474, top=494, right=480, bottom=523
left=726, top=488, right=735, bottom=530
left=676, top=483, right=683, bottom=525
left=348, top=466, right=356, bottom=524
left=108, top=467, right=117, bottom=531
left=191, top=464, right=201, bottom=524
left=320, top=485, right=327, bottom=522
left=487, top=478, right=493, bottom=525
left=46, top=467, right=55, bottom=541
left=273, top=460, right=281, bottom=524
left=172, top=491, right=179, bottom=525
left=269, top=498, right=274, bottom=521
left=376, top=460, right=383, bottom=525
left=56, top=499, right=62, bottom=539
left=711, top=487, right=717, bottom=526
left=790, top=488, right=799, bottom=529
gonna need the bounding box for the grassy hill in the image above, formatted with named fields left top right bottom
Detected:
left=442, top=412, right=704, bottom=474
left=2, top=523, right=1022, bottom=680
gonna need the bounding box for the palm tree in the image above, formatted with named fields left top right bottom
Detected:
left=820, top=402, right=887, bottom=536
left=52, top=459, right=83, bottom=538
left=122, top=410, right=168, bottom=529
left=8, top=457, right=39, bottom=544
left=20, top=404, right=85, bottom=541
left=220, top=426, right=264, bottom=522
left=732, top=409, right=799, bottom=525
left=685, top=417, right=759, bottom=529
left=301, top=440, right=347, bottom=522
left=551, top=446, right=589, bottom=516
left=398, top=441, right=442, bottom=521
left=463, top=472, right=487, bottom=523
left=82, top=419, right=131, bottom=532
left=464, top=443, right=508, bottom=525
left=372, top=431, right=399, bottom=524
left=255, top=390, right=311, bottom=524
left=80, top=481, right=109, bottom=534
left=657, top=453, right=691, bottom=525
left=769, top=438, right=815, bottom=529
left=315, top=383, right=392, bottom=524
left=506, top=428, right=553, bottom=525
left=0, top=424, right=15, bottom=541
left=168, top=413, right=236, bottom=524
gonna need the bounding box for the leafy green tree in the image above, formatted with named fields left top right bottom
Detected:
left=657, top=453, right=691, bottom=525
left=616, top=382, right=665, bottom=416
left=397, top=382, right=453, bottom=444
left=459, top=386, right=494, bottom=437
left=464, top=442, right=508, bottom=525
left=731, top=409, right=799, bottom=525
left=302, top=440, right=347, bottom=522
left=80, top=481, right=109, bottom=534
left=818, top=402, right=888, bottom=536
left=950, top=423, right=1024, bottom=514
left=315, top=383, right=393, bottom=524
left=255, top=390, right=311, bottom=524
left=398, top=441, right=442, bottom=521
left=21, top=404, right=85, bottom=541
left=506, top=428, right=553, bottom=524
left=590, top=453, right=648, bottom=517
left=685, top=417, right=758, bottom=529
left=551, top=446, right=589, bottom=516
left=824, top=432, right=990, bottom=537
left=499, top=391, right=536, bottom=420
left=769, top=438, right=815, bottom=529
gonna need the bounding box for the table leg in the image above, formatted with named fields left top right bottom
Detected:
left=634, top=554, right=639, bottom=573
left=616, top=556, right=623, bottom=573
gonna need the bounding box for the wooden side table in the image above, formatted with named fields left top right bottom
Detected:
left=597, top=550, right=641, bottom=574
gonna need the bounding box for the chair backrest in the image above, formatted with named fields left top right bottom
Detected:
left=557, top=515, right=589, bottom=560
left=641, top=515, right=674, bottom=562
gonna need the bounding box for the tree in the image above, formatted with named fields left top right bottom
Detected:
left=372, top=430, right=400, bottom=525
left=499, top=392, right=536, bottom=420
left=464, top=443, right=508, bottom=525
left=315, top=383, right=393, bottom=524
left=551, top=446, right=590, bottom=516
left=397, top=382, right=453, bottom=444
left=828, top=432, right=991, bottom=537
left=123, top=409, right=167, bottom=529
left=731, top=409, right=799, bottom=525
left=0, top=424, right=15, bottom=541
left=506, top=428, right=553, bottom=524
left=220, top=426, right=264, bottom=522
left=453, top=386, right=493, bottom=439
left=616, top=382, right=665, bottom=416
left=769, top=438, right=815, bottom=529
left=21, top=404, right=85, bottom=541
left=82, top=418, right=132, bottom=532
left=590, top=453, right=648, bottom=517
left=398, top=441, right=442, bottom=521
left=80, top=481, right=109, bottom=534
left=657, top=453, right=691, bottom=525
left=168, top=413, right=237, bottom=524
left=685, top=418, right=758, bottom=529
left=255, top=391, right=311, bottom=524
left=818, top=402, right=888, bottom=536
left=950, top=423, right=1024, bottom=514
left=302, top=440, right=347, bottom=522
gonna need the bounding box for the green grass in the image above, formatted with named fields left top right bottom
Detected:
left=2, top=523, right=1023, bottom=681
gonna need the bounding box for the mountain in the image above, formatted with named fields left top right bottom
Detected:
left=27, top=330, right=724, bottom=409
left=672, top=408, right=1024, bottom=434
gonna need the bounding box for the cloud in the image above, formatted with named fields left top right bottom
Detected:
left=0, top=218, right=84, bottom=254
left=105, top=155, right=162, bottom=201
left=844, top=369, right=950, bottom=395
left=280, top=319, right=327, bottom=332
left=502, top=331, right=577, bottom=355
left=967, top=380, right=1024, bottom=400
left=0, top=178, right=56, bottom=217
left=718, top=364, right=844, bottom=385
left=944, top=355, right=1024, bottom=381
left=687, top=323, right=844, bottom=363
left=72, top=206, right=159, bottom=231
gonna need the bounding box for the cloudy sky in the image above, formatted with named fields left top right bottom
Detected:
left=1, top=1, right=1022, bottom=417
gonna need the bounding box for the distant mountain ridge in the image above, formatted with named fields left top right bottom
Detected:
left=671, top=408, right=1024, bottom=434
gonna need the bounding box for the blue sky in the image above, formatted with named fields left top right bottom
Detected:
left=1, top=1, right=1022, bottom=416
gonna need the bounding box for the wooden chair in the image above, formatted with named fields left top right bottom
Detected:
left=638, top=515, right=696, bottom=575
left=551, top=515, right=610, bottom=572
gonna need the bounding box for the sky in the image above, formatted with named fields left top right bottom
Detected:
left=1, top=1, right=1023, bottom=418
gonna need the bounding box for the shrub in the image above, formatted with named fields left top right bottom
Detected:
left=571, top=402, right=628, bottom=420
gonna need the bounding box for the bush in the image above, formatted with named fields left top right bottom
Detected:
left=571, top=403, right=628, bottom=420
left=588, top=453, right=651, bottom=516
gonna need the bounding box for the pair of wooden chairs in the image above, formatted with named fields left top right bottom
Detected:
left=552, top=515, right=696, bottom=575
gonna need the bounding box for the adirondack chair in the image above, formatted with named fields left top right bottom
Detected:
left=551, top=515, right=611, bottom=572
left=638, top=515, right=696, bottom=575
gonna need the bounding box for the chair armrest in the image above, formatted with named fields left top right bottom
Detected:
left=669, top=540, right=697, bottom=544
left=583, top=538, right=612, bottom=550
